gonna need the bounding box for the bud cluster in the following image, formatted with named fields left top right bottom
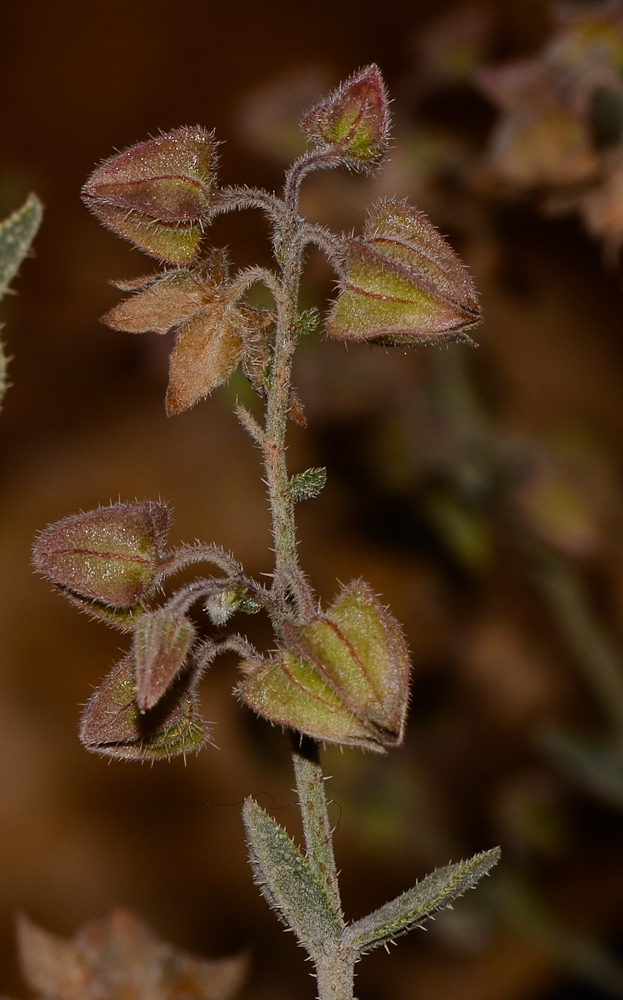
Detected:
left=34, top=63, right=483, bottom=763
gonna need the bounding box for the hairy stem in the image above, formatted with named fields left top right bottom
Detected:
left=291, top=737, right=344, bottom=920
left=260, top=178, right=354, bottom=1000
left=262, top=199, right=309, bottom=601
left=315, top=952, right=356, bottom=1000
left=291, top=738, right=355, bottom=1000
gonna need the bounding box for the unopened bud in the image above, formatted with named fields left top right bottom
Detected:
left=32, top=501, right=170, bottom=607
left=134, top=609, right=196, bottom=711
left=301, top=64, right=390, bottom=170
left=237, top=581, right=410, bottom=752
left=82, top=129, right=217, bottom=263
left=327, top=199, right=481, bottom=344
left=205, top=587, right=262, bottom=627
left=80, top=655, right=206, bottom=761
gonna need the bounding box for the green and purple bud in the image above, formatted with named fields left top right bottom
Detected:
left=32, top=501, right=170, bottom=607
left=133, top=608, right=196, bottom=711
left=82, top=129, right=217, bottom=263
left=327, top=199, right=481, bottom=344
left=301, top=64, right=390, bottom=170
left=237, top=580, right=410, bottom=752
left=80, top=655, right=206, bottom=761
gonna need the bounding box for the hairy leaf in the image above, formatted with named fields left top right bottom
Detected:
left=0, top=193, right=43, bottom=406
left=243, top=798, right=344, bottom=958
left=343, top=847, right=501, bottom=956
left=288, top=467, right=327, bottom=502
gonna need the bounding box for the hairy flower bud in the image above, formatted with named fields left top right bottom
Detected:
left=237, top=581, right=410, bottom=752
left=134, top=609, right=196, bottom=711
left=205, top=587, right=262, bottom=627
left=327, top=199, right=481, bottom=344
left=33, top=501, right=170, bottom=607
left=301, top=64, right=390, bottom=170
left=82, top=129, right=217, bottom=263
left=80, top=655, right=206, bottom=761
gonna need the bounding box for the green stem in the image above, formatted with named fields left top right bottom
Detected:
left=261, top=166, right=355, bottom=1000
left=315, top=952, right=356, bottom=1000
left=291, top=738, right=354, bottom=1000
left=291, top=737, right=344, bottom=920
left=531, top=552, right=623, bottom=740
left=262, top=202, right=309, bottom=596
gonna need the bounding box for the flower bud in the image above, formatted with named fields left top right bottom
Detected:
left=301, top=64, right=390, bottom=170
left=80, top=655, right=206, bottom=761
left=327, top=199, right=481, bottom=344
left=134, top=609, right=196, bottom=711
left=237, top=581, right=410, bottom=752
left=82, top=129, right=217, bottom=263
left=32, top=501, right=170, bottom=607
left=205, top=587, right=262, bottom=627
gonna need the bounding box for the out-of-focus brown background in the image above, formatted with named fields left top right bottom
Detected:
left=2, top=0, right=623, bottom=998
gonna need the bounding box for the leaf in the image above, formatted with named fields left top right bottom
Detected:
left=103, top=271, right=207, bottom=334
left=288, top=467, right=327, bottom=502
left=166, top=305, right=244, bottom=415
left=0, top=193, right=43, bottom=301
left=0, top=193, right=43, bottom=407
left=242, top=798, right=344, bottom=958
left=343, top=847, right=500, bottom=957
left=17, top=909, right=248, bottom=1000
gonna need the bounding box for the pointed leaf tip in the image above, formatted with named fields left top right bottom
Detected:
left=343, top=847, right=500, bottom=957
left=242, top=798, right=344, bottom=957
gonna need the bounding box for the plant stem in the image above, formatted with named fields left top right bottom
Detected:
left=261, top=183, right=354, bottom=997
left=291, top=737, right=343, bottom=920
left=291, top=737, right=355, bottom=1000
left=315, top=952, right=357, bottom=1000
left=531, top=552, right=623, bottom=740
left=262, top=196, right=309, bottom=597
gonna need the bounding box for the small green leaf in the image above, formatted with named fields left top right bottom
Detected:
left=288, top=467, right=327, bottom=502
left=0, top=194, right=43, bottom=408
left=242, top=798, right=344, bottom=958
left=0, top=193, right=42, bottom=301
left=295, top=308, right=319, bottom=336
left=343, top=847, right=500, bottom=957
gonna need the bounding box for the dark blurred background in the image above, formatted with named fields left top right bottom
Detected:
left=3, top=0, right=623, bottom=998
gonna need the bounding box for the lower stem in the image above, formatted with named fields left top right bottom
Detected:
left=290, top=738, right=355, bottom=1000
left=315, top=954, right=356, bottom=1000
